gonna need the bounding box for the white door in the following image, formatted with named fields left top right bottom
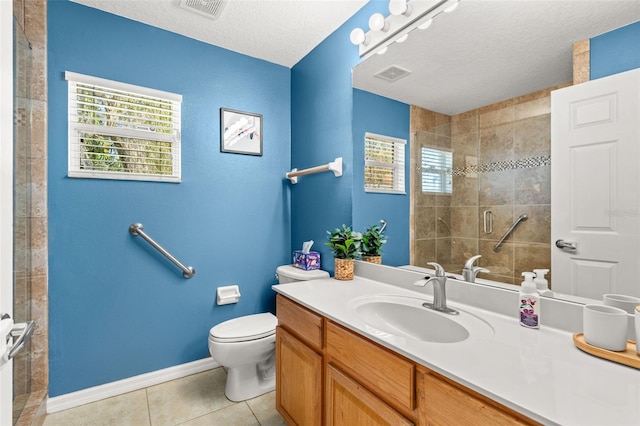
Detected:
left=551, top=68, right=640, bottom=299
left=0, top=1, right=14, bottom=424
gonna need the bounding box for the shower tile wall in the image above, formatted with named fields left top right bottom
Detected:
left=411, top=84, right=568, bottom=286
left=13, top=1, right=48, bottom=425
left=411, top=107, right=454, bottom=270
left=573, top=39, right=591, bottom=85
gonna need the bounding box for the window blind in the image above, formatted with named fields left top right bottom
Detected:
left=421, top=147, right=452, bottom=194
left=65, top=71, right=182, bottom=182
left=364, top=132, right=406, bottom=194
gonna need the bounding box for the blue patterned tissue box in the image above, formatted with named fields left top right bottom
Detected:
left=293, top=251, right=321, bottom=270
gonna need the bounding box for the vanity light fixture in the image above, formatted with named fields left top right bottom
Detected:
left=369, top=13, right=389, bottom=32
left=444, top=0, right=460, bottom=13
left=350, top=27, right=369, bottom=45
left=389, top=0, right=412, bottom=16
left=351, top=0, right=461, bottom=58
left=417, top=18, right=433, bottom=30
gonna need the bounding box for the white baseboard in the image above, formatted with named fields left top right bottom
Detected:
left=46, top=357, right=219, bottom=414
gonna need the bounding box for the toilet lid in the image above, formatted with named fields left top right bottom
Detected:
left=209, top=313, right=277, bottom=342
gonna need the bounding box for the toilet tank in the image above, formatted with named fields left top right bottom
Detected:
left=276, top=265, right=329, bottom=283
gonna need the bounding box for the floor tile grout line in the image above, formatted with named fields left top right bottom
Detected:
left=42, top=370, right=283, bottom=425
left=145, top=387, right=153, bottom=426
left=244, top=401, right=262, bottom=425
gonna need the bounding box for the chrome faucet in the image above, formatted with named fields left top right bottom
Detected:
left=413, top=262, right=459, bottom=315
left=462, top=255, right=490, bottom=283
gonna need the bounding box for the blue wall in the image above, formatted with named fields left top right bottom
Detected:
left=591, top=21, right=640, bottom=79
left=48, top=1, right=291, bottom=396
left=290, top=0, right=394, bottom=272
left=352, top=89, right=410, bottom=266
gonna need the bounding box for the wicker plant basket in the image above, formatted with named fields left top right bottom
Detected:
left=334, top=258, right=355, bottom=280
left=362, top=256, right=382, bottom=264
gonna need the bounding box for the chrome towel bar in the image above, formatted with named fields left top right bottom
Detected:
left=129, top=223, right=195, bottom=278
left=493, top=214, right=528, bottom=252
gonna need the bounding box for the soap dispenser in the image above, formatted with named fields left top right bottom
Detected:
left=533, top=269, right=552, bottom=297
left=519, top=272, right=540, bottom=329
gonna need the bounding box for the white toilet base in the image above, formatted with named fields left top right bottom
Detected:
left=224, top=355, right=276, bottom=401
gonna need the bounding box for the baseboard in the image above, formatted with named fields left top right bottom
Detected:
left=46, top=357, right=219, bottom=414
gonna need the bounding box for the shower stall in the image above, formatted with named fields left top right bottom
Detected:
left=13, top=14, right=34, bottom=424
left=11, top=1, right=49, bottom=423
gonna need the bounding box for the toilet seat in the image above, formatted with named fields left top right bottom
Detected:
left=209, top=313, right=277, bottom=343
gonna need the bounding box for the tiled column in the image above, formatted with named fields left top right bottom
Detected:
left=14, top=0, right=48, bottom=425
left=573, top=39, right=590, bottom=84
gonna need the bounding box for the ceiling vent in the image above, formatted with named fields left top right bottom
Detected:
left=374, top=65, right=412, bottom=83
left=179, top=0, right=227, bottom=19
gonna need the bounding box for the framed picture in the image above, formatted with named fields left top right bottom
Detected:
left=220, top=108, right=263, bottom=156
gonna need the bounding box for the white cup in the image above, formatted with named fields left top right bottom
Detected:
left=583, top=304, right=628, bottom=352
left=635, top=305, right=640, bottom=355
left=603, top=294, right=640, bottom=314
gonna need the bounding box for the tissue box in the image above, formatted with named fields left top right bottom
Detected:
left=293, top=251, right=321, bottom=270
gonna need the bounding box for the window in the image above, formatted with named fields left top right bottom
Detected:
left=421, top=147, right=452, bottom=194
left=66, top=71, right=182, bottom=182
left=364, top=132, right=406, bottom=194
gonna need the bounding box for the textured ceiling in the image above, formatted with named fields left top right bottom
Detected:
left=353, top=0, right=640, bottom=115
left=71, top=0, right=368, bottom=68
left=71, top=0, right=640, bottom=113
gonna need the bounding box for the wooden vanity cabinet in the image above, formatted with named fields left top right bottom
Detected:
left=326, top=365, right=412, bottom=425
left=276, top=327, right=322, bottom=425
left=326, top=321, right=415, bottom=419
left=276, top=295, right=323, bottom=425
left=416, top=366, right=536, bottom=426
left=275, top=294, right=538, bottom=426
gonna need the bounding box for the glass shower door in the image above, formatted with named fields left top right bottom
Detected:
left=12, top=15, right=33, bottom=425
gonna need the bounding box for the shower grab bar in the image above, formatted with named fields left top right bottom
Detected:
left=286, top=157, right=342, bottom=184
left=129, top=223, right=195, bottom=278
left=493, top=214, right=528, bottom=252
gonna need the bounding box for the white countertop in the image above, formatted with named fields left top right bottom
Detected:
left=272, top=276, right=640, bottom=426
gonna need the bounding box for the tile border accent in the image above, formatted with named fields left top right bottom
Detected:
left=414, top=155, right=551, bottom=177
left=463, top=155, right=551, bottom=175
left=46, top=357, right=219, bottom=414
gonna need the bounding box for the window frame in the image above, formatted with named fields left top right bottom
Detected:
left=65, top=71, right=182, bottom=183
left=364, top=132, right=406, bottom=195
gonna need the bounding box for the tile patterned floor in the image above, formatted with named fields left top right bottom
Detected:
left=42, top=368, right=286, bottom=426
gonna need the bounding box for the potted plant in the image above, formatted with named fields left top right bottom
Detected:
left=325, top=224, right=361, bottom=280
left=360, top=224, right=387, bottom=264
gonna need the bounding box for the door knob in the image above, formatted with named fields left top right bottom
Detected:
left=555, top=239, right=577, bottom=252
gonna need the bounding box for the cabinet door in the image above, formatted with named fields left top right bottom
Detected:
left=416, top=367, right=535, bottom=426
left=276, top=326, right=323, bottom=426
left=326, top=365, right=413, bottom=426
left=276, top=294, right=323, bottom=350
left=326, top=321, right=415, bottom=416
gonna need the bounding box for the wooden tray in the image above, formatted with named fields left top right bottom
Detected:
left=573, top=333, right=640, bottom=369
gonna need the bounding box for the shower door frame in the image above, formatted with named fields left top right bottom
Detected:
left=1, top=1, right=15, bottom=425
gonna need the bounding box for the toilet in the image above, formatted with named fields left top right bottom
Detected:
left=208, top=265, right=329, bottom=401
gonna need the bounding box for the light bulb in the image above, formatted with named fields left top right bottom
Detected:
left=377, top=46, right=388, bottom=55
left=396, top=33, right=409, bottom=43
left=389, top=0, right=410, bottom=16
left=444, top=0, right=459, bottom=13
left=417, top=18, right=433, bottom=30
left=368, top=13, right=388, bottom=32
left=350, top=28, right=366, bottom=45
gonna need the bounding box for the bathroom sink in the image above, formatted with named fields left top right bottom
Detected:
left=348, top=294, right=494, bottom=343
